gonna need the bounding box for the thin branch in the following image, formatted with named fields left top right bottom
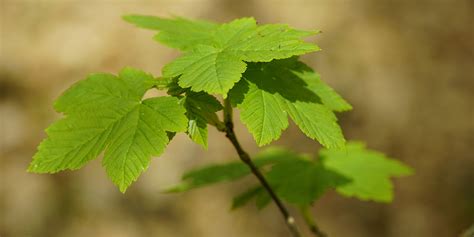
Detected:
left=221, top=98, right=302, bottom=237
left=300, top=206, right=327, bottom=237
left=152, top=77, right=173, bottom=90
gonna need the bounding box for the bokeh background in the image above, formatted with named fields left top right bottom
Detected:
left=1, top=0, right=473, bottom=236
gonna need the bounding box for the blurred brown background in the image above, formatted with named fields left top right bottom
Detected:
left=1, top=0, right=473, bottom=236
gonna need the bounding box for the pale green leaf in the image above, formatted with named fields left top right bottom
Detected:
left=229, top=24, right=320, bottom=62
left=123, top=15, right=218, bottom=51
left=29, top=68, right=188, bottom=192
left=290, top=63, right=352, bottom=112
left=284, top=101, right=345, bottom=148
left=320, top=142, right=413, bottom=202
left=232, top=79, right=289, bottom=146
left=53, top=67, right=159, bottom=113
left=163, top=45, right=247, bottom=95
left=159, top=17, right=318, bottom=95
left=229, top=58, right=346, bottom=148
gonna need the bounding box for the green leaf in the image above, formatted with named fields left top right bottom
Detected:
left=255, top=189, right=272, bottom=209
left=229, top=58, right=346, bottom=148
left=232, top=152, right=347, bottom=208
left=165, top=147, right=295, bottom=192
left=123, top=15, right=218, bottom=51
left=266, top=158, right=348, bottom=205
left=231, top=186, right=265, bottom=210
left=163, top=45, right=247, bottom=95
left=320, top=142, right=413, bottom=202
left=212, top=18, right=320, bottom=62
left=166, top=77, right=188, bottom=96
left=29, top=67, right=188, bottom=192
left=232, top=143, right=411, bottom=207
left=230, top=79, right=289, bottom=146
left=161, top=17, right=319, bottom=95
left=184, top=92, right=222, bottom=148
left=231, top=185, right=272, bottom=210
left=290, top=63, right=352, bottom=112
left=165, top=162, right=252, bottom=193
left=284, top=101, right=344, bottom=149
left=231, top=186, right=272, bottom=210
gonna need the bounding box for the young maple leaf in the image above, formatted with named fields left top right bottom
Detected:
left=29, top=68, right=188, bottom=192
left=125, top=16, right=320, bottom=95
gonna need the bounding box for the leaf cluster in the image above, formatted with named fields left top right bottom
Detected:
left=167, top=142, right=413, bottom=208
left=29, top=14, right=411, bottom=200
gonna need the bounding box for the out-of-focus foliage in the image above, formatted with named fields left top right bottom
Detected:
left=321, top=142, right=414, bottom=202
left=165, top=148, right=295, bottom=192
left=168, top=142, right=412, bottom=207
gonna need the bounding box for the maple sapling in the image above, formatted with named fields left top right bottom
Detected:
left=29, top=15, right=413, bottom=237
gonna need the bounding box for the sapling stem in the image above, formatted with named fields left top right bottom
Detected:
left=301, top=206, right=327, bottom=237
left=220, top=98, right=302, bottom=237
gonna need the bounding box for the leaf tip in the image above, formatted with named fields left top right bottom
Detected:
left=122, top=14, right=136, bottom=23
left=27, top=162, right=38, bottom=173
left=397, top=163, right=415, bottom=177
left=162, top=183, right=191, bottom=193
left=199, top=142, right=209, bottom=150
left=118, top=184, right=130, bottom=193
